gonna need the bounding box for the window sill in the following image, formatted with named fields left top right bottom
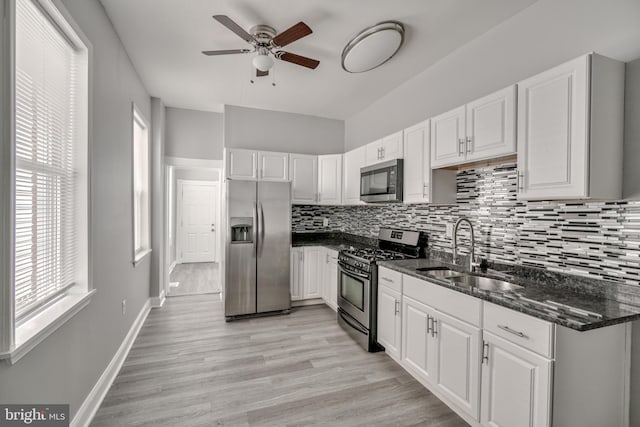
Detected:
left=0, top=289, right=95, bottom=365
left=133, top=248, right=152, bottom=267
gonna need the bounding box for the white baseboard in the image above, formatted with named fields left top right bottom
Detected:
left=291, top=298, right=325, bottom=307
left=150, top=290, right=166, bottom=308
left=71, top=299, right=151, bottom=427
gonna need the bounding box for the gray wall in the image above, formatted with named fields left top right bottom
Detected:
left=624, top=58, right=640, bottom=200
left=0, top=0, right=151, bottom=419
left=224, top=105, right=344, bottom=155
left=165, top=107, right=223, bottom=160
left=344, top=0, right=640, bottom=150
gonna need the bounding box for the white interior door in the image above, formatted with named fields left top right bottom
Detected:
left=177, top=180, right=218, bottom=263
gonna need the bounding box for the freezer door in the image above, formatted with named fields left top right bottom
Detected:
left=256, top=181, right=292, bottom=313
left=225, top=180, right=257, bottom=317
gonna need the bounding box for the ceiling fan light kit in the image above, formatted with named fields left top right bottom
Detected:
left=203, top=15, right=320, bottom=80
left=341, top=21, right=405, bottom=73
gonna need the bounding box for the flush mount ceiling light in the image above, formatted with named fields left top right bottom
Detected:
left=341, top=21, right=405, bottom=73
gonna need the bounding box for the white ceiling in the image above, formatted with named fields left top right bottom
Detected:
left=99, top=0, right=537, bottom=120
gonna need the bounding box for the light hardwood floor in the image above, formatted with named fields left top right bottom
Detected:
left=169, top=262, right=219, bottom=296
left=91, top=295, right=469, bottom=427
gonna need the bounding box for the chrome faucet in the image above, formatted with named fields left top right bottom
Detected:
left=452, top=217, right=480, bottom=272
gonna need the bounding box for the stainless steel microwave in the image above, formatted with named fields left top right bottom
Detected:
left=360, top=159, right=403, bottom=203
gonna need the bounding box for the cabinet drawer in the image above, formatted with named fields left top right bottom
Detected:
left=403, top=274, right=482, bottom=327
left=484, top=302, right=554, bottom=358
left=378, top=267, right=402, bottom=293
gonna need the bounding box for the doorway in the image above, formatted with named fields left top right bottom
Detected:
left=165, top=162, right=222, bottom=297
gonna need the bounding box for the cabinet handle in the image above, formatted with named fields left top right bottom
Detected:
left=498, top=324, right=528, bottom=339
left=381, top=276, right=393, bottom=283
left=516, top=170, right=524, bottom=191
left=458, top=138, right=465, bottom=156
left=394, top=300, right=400, bottom=315
left=466, top=136, right=472, bottom=154
left=423, top=184, right=429, bottom=197
left=326, top=253, right=329, bottom=263
left=426, top=315, right=433, bottom=335
left=381, top=147, right=385, bottom=159
left=432, top=319, right=438, bottom=337
left=482, top=341, right=489, bottom=364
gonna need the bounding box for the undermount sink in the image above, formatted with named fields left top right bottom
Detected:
left=415, top=266, right=464, bottom=279
left=449, top=275, right=523, bottom=293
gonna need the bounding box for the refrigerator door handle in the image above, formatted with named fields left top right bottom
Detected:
left=260, top=203, right=266, bottom=255
left=252, top=202, right=258, bottom=257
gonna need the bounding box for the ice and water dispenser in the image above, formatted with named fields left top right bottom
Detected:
left=230, top=217, right=253, bottom=243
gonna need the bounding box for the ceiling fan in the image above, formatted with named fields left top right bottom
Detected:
left=203, top=15, right=320, bottom=78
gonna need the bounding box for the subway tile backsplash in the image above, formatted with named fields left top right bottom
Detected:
left=292, top=163, right=640, bottom=286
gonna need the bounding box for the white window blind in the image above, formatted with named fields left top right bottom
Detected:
left=14, top=0, right=82, bottom=319
left=132, top=108, right=150, bottom=259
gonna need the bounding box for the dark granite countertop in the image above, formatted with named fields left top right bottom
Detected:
left=291, top=232, right=377, bottom=252
left=378, top=258, right=640, bottom=332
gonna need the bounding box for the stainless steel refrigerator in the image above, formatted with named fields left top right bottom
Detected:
left=225, top=180, right=291, bottom=320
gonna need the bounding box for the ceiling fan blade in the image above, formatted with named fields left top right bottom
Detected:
left=202, top=49, right=252, bottom=56
left=212, top=15, right=256, bottom=44
left=272, top=22, right=312, bottom=48
left=276, top=51, right=320, bottom=69
left=256, top=69, right=269, bottom=77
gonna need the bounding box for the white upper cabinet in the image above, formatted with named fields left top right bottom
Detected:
left=430, top=106, right=466, bottom=168
left=318, top=154, right=343, bottom=205
left=290, top=154, right=318, bottom=204
left=517, top=54, right=624, bottom=200
left=431, top=86, right=516, bottom=168
left=258, top=151, right=289, bottom=181
left=226, top=149, right=288, bottom=182
left=226, top=149, right=258, bottom=180
left=343, top=145, right=366, bottom=205
left=365, top=131, right=404, bottom=166
left=466, top=85, right=516, bottom=162
left=403, top=120, right=431, bottom=203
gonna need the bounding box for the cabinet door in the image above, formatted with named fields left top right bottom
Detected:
left=381, top=131, right=404, bottom=160
left=318, top=154, right=343, bottom=205
left=226, top=149, right=257, bottom=180
left=481, top=332, right=552, bottom=427
left=430, top=106, right=466, bottom=168
left=290, top=154, right=318, bottom=204
left=517, top=55, right=589, bottom=200
left=343, top=146, right=366, bottom=205
left=402, top=296, right=437, bottom=385
left=403, top=120, right=430, bottom=203
left=365, top=140, right=383, bottom=165
left=466, top=85, right=516, bottom=162
left=258, top=151, right=289, bottom=182
left=302, top=246, right=323, bottom=299
left=323, top=249, right=339, bottom=310
left=378, top=285, right=402, bottom=361
left=433, top=310, right=481, bottom=420
left=290, top=248, right=304, bottom=301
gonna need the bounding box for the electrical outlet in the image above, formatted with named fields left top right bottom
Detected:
left=445, top=223, right=454, bottom=238
left=322, top=218, right=329, bottom=227
left=121, top=299, right=126, bottom=316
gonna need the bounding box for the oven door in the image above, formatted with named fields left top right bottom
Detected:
left=338, top=262, right=370, bottom=328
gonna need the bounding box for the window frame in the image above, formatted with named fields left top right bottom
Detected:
left=131, top=103, right=151, bottom=266
left=0, top=0, right=93, bottom=365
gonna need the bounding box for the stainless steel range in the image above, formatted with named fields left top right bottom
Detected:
left=337, top=228, right=424, bottom=352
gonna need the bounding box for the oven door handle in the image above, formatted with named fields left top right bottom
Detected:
left=339, top=310, right=368, bottom=335
left=338, top=262, right=370, bottom=280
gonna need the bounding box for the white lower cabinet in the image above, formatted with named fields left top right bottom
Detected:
left=322, top=248, right=339, bottom=310
left=480, top=331, right=551, bottom=427
left=434, top=310, right=481, bottom=419
left=291, top=246, right=338, bottom=309
left=377, top=266, right=403, bottom=361
left=402, top=296, right=438, bottom=384
left=289, top=247, right=304, bottom=301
